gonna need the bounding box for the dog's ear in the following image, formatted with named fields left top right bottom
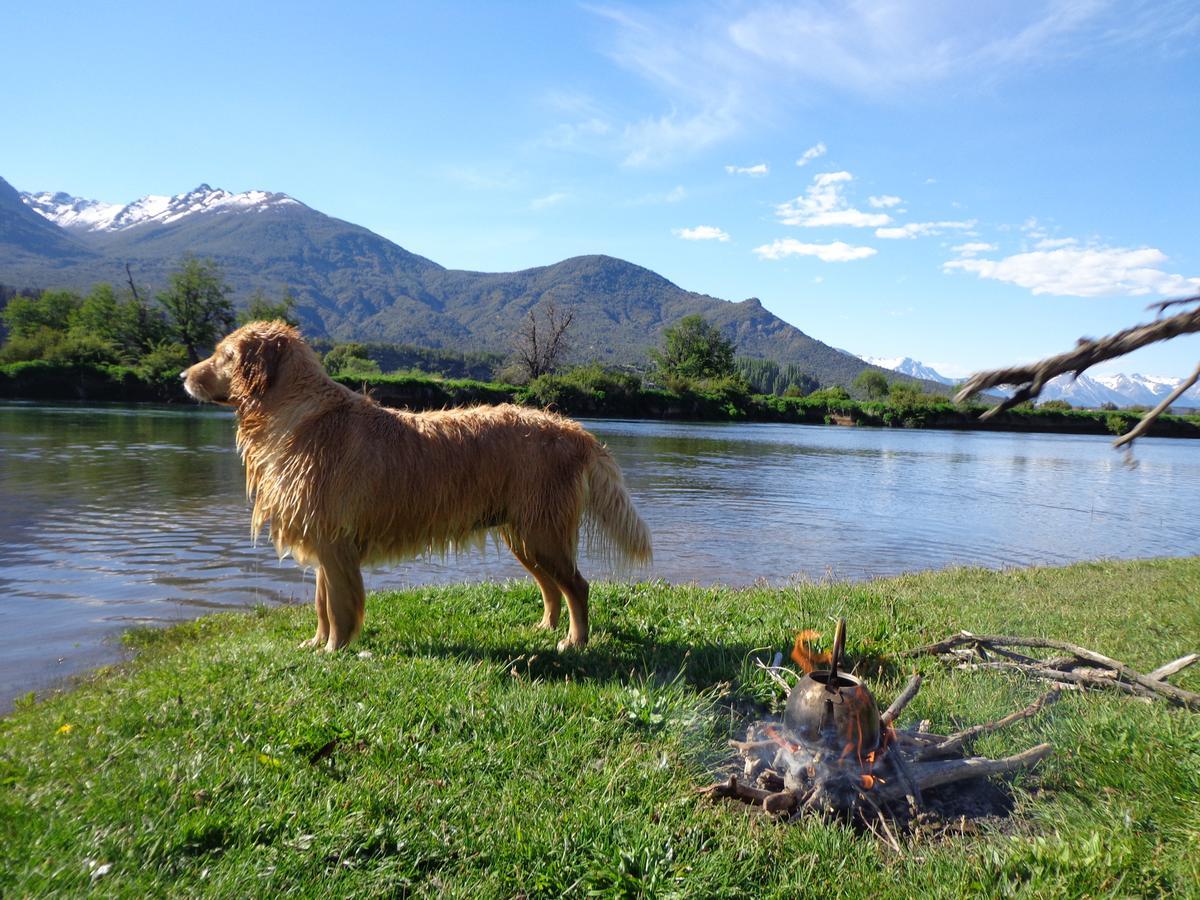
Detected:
left=235, top=329, right=289, bottom=399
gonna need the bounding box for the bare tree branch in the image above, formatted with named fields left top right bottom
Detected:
left=953, top=295, right=1200, bottom=447
left=512, top=299, right=575, bottom=381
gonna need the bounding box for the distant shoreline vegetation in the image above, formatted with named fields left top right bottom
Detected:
left=2, top=357, right=1198, bottom=440
left=2, top=267, right=1197, bottom=440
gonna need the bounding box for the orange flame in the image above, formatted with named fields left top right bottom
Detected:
left=790, top=629, right=832, bottom=674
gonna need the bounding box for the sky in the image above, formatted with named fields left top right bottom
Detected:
left=5, top=0, right=1199, bottom=380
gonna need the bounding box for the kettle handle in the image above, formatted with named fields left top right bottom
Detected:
left=829, top=617, right=846, bottom=686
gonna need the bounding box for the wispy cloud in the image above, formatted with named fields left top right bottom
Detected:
left=868, top=194, right=903, bottom=209
left=951, top=241, right=998, bottom=256
left=675, top=225, right=731, bottom=242
left=725, top=162, right=769, bottom=176
left=944, top=243, right=1200, bottom=297
left=776, top=171, right=892, bottom=228
left=754, top=239, right=876, bottom=262
left=587, top=2, right=1197, bottom=163
left=530, top=192, right=569, bottom=210
left=875, top=219, right=976, bottom=239
left=796, top=142, right=826, bottom=166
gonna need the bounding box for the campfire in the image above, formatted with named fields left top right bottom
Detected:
left=700, top=620, right=1056, bottom=839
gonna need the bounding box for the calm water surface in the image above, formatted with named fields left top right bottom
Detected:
left=3, top=401, right=1198, bottom=710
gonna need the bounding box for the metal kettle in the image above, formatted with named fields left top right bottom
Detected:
left=783, top=618, right=881, bottom=753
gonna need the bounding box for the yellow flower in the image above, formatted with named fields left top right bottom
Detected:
left=57, top=724, right=74, bottom=735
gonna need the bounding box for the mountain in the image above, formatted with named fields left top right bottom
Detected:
left=0, top=179, right=913, bottom=387
left=860, top=355, right=953, bottom=385
left=0, top=177, right=97, bottom=267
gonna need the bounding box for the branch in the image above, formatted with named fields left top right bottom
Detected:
left=1112, top=359, right=1200, bottom=448
left=880, top=674, right=922, bottom=726
left=911, top=743, right=1053, bottom=791
left=954, top=297, right=1200, bottom=424
left=917, top=690, right=1059, bottom=760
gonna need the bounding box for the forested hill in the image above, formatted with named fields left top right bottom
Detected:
left=0, top=176, right=905, bottom=387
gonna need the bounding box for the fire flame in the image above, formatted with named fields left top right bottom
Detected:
left=790, top=629, right=832, bottom=674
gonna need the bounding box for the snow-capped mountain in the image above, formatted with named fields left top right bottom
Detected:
left=20, top=184, right=300, bottom=233
left=861, top=353, right=1200, bottom=408
left=860, top=356, right=953, bottom=384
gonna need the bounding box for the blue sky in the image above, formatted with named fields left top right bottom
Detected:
left=5, top=1, right=1199, bottom=379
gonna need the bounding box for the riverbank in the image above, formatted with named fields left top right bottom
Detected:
left=3, top=558, right=1197, bottom=895
left=3, top=358, right=1199, bottom=438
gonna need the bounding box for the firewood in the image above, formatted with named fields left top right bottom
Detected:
left=909, top=743, right=1053, bottom=791
left=881, top=674, right=922, bottom=725
left=917, top=690, right=1059, bottom=760
left=1148, top=653, right=1199, bottom=681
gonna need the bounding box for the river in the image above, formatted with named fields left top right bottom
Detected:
left=3, top=401, right=1198, bottom=711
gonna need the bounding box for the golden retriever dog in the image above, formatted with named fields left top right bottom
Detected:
left=181, top=320, right=651, bottom=652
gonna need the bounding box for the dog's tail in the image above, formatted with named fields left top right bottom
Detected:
left=583, top=447, right=652, bottom=567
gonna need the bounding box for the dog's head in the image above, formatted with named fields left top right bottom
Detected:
left=181, top=320, right=299, bottom=407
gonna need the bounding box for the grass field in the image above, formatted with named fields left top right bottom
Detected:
left=2, top=559, right=1199, bottom=897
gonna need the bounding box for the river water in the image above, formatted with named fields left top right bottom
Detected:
left=3, top=401, right=1198, bottom=710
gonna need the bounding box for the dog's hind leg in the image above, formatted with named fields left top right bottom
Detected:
left=317, top=541, right=366, bottom=652
left=533, top=549, right=590, bottom=651
left=299, top=567, right=332, bottom=650
left=505, top=539, right=563, bottom=630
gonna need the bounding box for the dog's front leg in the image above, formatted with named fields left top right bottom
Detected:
left=316, top=541, right=366, bottom=652
left=299, top=567, right=332, bottom=650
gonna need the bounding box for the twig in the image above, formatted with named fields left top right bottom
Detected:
left=917, top=691, right=1059, bottom=760
left=957, top=662, right=1154, bottom=699
left=1148, top=654, right=1199, bottom=682
left=911, top=743, right=1053, bottom=791
left=902, top=631, right=1200, bottom=709
left=1114, top=360, right=1200, bottom=448
left=881, top=674, right=922, bottom=726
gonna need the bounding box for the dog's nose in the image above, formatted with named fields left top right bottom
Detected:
left=179, top=369, right=188, bottom=381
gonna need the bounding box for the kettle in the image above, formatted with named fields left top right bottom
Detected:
left=783, top=618, right=881, bottom=753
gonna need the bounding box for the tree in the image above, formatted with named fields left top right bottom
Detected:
left=852, top=369, right=890, bottom=400
left=157, top=257, right=236, bottom=363
left=324, top=343, right=381, bottom=377
left=651, top=315, right=736, bottom=380
left=512, top=299, right=574, bottom=381
left=238, top=289, right=300, bottom=327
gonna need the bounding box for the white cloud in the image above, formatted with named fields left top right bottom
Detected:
left=875, top=219, right=976, bottom=239
left=754, top=239, right=877, bottom=262
left=796, top=142, right=826, bottom=166
left=951, top=241, right=998, bottom=256
left=944, top=244, right=1200, bottom=297
left=530, top=192, right=569, bottom=210
left=1035, top=236, right=1078, bottom=249
left=675, top=225, right=731, bottom=242
left=725, top=162, right=769, bottom=176
left=621, top=104, right=740, bottom=167
left=776, top=171, right=892, bottom=228
left=628, top=184, right=688, bottom=206
left=665, top=184, right=687, bottom=202
left=868, top=194, right=903, bottom=209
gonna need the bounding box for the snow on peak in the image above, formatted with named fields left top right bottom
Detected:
left=20, top=184, right=301, bottom=232
left=858, top=355, right=954, bottom=384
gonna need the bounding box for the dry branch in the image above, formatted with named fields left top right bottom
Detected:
left=881, top=674, right=922, bottom=725
left=917, top=691, right=1059, bottom=760
left=902, top=631, right=1200, bottom=710
left=1148, top=654, right=1199, bottom=681
left=953, top=295, right=1200, bottom=446
left=911, top=743, right=1053, bottom=792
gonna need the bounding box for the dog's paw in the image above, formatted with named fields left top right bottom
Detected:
left=298, top=635, right=324, bottom=650
left=556, top=636, right=587, bottom=652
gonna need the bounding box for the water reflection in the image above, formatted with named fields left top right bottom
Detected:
left=2, top=403, right=1199, bottom=710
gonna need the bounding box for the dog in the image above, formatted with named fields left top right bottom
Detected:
left=181, top=320, right=651, bottom=652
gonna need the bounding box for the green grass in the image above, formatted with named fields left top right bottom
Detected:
left=3, top=559, right=1199, bottom=897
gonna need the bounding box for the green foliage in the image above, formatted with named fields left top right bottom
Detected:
left=135, top=341, right=191, bottom=387
left=1, top=289, right=81, bottom=339
left=156, top=257, right=236, bottom=363
left=852, top=369, right=890, bottom=399
left=1106, top=411, right=1138, bottom=436
left=1038, top=399, right=1073, bottom=411
left=651, top=314, right=736, bottom=380
left=736, top=356, right=819, bottom=396
left=237, top=290, right=299, bottom=327
left=323, top=342, right=376, bottom=376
